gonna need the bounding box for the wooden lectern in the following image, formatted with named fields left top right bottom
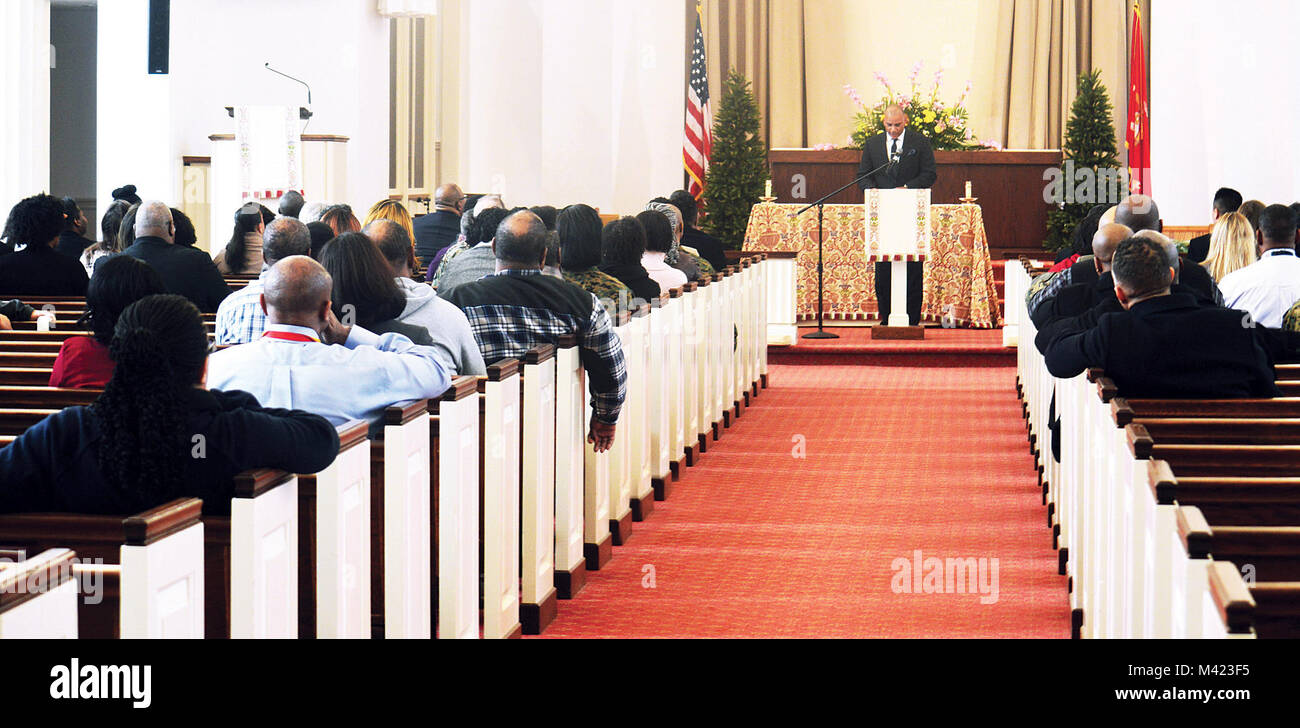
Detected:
left=866, top=188, right=931, bottom=339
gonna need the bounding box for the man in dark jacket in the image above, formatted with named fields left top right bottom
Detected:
left=0, top=193, right=89, bottom=296
left=1038, top=236, right=1293, bottom=398
left=100, top=201, right=230, bottom=312
left=412, top=183, right=466, bottom=267
left=669, top=190, right=728, bottom=271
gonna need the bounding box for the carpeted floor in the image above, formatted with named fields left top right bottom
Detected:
left=533, top=363, right=1069, bottom=638
left=769, top=328, right=1015, bottom=367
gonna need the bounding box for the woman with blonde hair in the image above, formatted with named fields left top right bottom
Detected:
left=1202, top=211, right=1256, bottom=282
left=362, top=199, right=414, bottom=242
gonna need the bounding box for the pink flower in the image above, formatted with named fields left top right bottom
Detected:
left=873, top=71, right=891, bottom=90
left=899, top=95, right=911, bottom=108
left=933, top=69, right=944, bottom=87
left=982, top=139, right=1002, bottom=151
left=909, top=61, right=923, bottom=82
left=812, top=142, right=835, bottom=151
left=965, top=128, right=975, bottom=141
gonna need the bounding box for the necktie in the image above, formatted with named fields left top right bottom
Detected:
left=891, top=138, right=899, bottom=159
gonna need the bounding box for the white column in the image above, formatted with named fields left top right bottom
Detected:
left=1, top=0, right=51, bottom=213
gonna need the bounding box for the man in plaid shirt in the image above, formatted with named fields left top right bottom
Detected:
left=215, top=217, right=312, bottom=344
left=444, top=210, right=626, bottom=451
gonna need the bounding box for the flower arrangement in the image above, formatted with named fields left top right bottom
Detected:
left=844, top=61, right=992, bottom=151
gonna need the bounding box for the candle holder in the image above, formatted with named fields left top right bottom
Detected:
left=959, top=197, right=978, bottom=205
left=759, top=196, right=777, bottom=204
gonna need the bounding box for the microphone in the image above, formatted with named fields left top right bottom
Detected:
left=265, top=62, right=312, bottom=109
left=889, top=148, right=917, bottom=168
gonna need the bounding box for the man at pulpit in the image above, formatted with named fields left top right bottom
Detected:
left=857, top=105, right=936, bottom=326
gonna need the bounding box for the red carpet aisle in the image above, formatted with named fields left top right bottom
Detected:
left=534, top=364, right=1070, bottom=638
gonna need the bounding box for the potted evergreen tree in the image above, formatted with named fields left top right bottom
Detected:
left=1044, top=70, right=1122, bottom=252
left=702, top=71, right=767, bottom=250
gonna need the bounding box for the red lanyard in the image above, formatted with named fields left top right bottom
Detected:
left=261, top=330, right=319, bottom=343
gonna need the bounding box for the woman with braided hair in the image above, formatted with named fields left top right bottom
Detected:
left=0, top=294, right=339, bottom=515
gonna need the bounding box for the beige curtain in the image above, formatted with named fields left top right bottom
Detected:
left=696, top=0, right=1149, bottom=162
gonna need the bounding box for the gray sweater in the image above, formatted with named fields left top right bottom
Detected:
left=394, top=277, right=486, bottom=376
left=435, top=244, right=497, bottom=297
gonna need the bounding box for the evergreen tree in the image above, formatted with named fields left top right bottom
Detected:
left=702, top=71, right=767, bottom=250
left=1044, top=70, right=1121, bottom=252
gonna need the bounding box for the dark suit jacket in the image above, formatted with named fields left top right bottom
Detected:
left=412, top=209, right=461, bottom=266
left=103, top=236, right=231, bottom=313
left=1038, top=293, right=1284, bottom=398
left=55, top=231, right=93, bottom=261
left=0, top=242, right=89, bottom=297
left=1187, top=233, right=1211, bottom=263
left=856, top=130, right=937, bottom=190
left=682, top=225, right=728, bottom=271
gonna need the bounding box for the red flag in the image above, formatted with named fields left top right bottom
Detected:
left=683, top=2, right=711, bottom=199
left=1126, top=1, right=1149, bottom=194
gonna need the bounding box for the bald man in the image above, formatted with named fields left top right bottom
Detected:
left=206, top=255, right=451, bottom=426
left=107, top=199, right=230, bottom=312
left=413, top=182, right=466, bottom=267
left=1030, top=224, right=1132, bottom=328
left=855, top=104, right=937, bottom=326
left=1115, top=194, right=1162, bottom=233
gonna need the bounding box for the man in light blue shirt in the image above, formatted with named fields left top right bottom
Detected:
left=207, top=255, right=451, bottom=425
left=214, top=217, right=312, bottom=344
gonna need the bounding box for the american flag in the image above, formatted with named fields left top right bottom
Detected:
left=683, top=2, right=711, bottom=199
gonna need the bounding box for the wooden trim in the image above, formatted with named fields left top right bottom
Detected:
left=336, top=420, right=370, bottom=451
left=556, top=333, right=578, bottom=349
left=208, top=133, right=351, bottom=143
left=1176, top=506, right=1213, bottom=559
left=668, top=287, right=684, bottom=298
left=1096, top=377, right=1118, bottom=404
left=767, top=148, right=1062, bottom=165
left=232, top=468, right=295, bottom=499
left=0, top=549, right=77, bottom=613
left=1208, top=561, right=1255, bottom=634
left=122, top=498, right=204, bottom=546
left=382, top=399, right=429, bottom=426
left=487, top=359, right=520, bottom=381
left=1126, top=424, right=1153, bottom=460
left=182, top=156, right=211, bottom=166
left=1111, top=398, right=1135, bottom=427
left=523, top=345, right=555, bottom=364
left=438, top=376, right=479, bottom=403
left=1147, top=459, right=1178, bottom=505
left=632, top=303, right=651, bottom=318
left=743, top=249, right=797, bottom=259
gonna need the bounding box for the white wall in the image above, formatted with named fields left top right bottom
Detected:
left=1151, top=0, right=1300, bottom=224
left=453, top=0, right=686, bottom=216
left=1, top=0, right=51, bottom=214
left=98, top=0, right=390, bottom=221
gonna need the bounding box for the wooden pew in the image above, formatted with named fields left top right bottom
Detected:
left=297, top=419, right=372, bottom=639
left=0, top=499, right=206, bottom=638
left=647, top=295, right=674, bottom=501
left=202, top=469, right=301, bottom=638
left=480, top=361, right=522, bottom=639
left=1209, top=562, right=1300, bottom=639
left=520, top=346, right=558, bottom=634
left=0, top=549, right=80, bottom=638
left=606, top=311, right=634, bottom=545
left=627, top=303, right=655, bottom=521
left=370, top=399, right=433, bottom=639
left=431, top=377, right=482, bottom=638
left=552, top=336, right=588, bottom=599
left=1176, top=506, right=1300, bottom=638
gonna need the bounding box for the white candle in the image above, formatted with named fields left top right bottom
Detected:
left=965, top=181, right=972, bottom=198
left=765, top=179, right=773, bottom=198
left=36, top=315, right=51, bottom=332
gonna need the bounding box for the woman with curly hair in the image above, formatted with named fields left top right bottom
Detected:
left=0, top=294, right=339, bottom=515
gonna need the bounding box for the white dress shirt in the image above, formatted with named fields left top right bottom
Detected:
left=886, top=128, right=906, bottom=160
left=1218, top=248, right=1300, bottom=328
left=206, top=323, right=451, bottom=425
left=641, top=251, right=687, bottom=293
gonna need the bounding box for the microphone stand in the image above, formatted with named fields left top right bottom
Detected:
left=796, top=157, right=898, bottom=339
